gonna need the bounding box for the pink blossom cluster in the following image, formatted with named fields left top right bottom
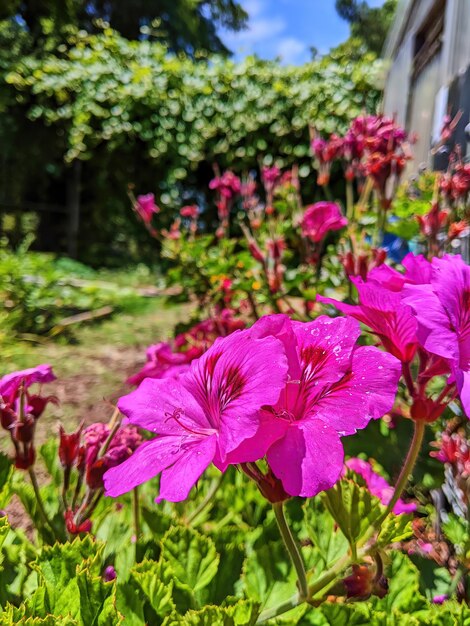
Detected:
left=440, top=163, right=470, bottom=203
left=0, top=365, right=56, bottom=468
left=127, top=311, right=246, bottom=386
left=319, top=253, right=470, bottom=420
left=431, top=430, right=469, bottom=478
left=59, top=420, right=142, bottom=534
left=104, top=314, right=401, bottom=503
left=209, top=170, right=242, bottom=236
left=311, top=115, right=411, bottom=208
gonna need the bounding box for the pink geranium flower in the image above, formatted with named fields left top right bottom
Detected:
left=226, top=315, right=400, bottom=498
left=346, top=457, right=417, bottom=515
left=318, top=279, right=419, bottom=363
left=367, top=253, right=432, bottom=291
left=180, top=205, right=199, bottom=219
left=301, top=202, right=348, bottom=243
left=136, top=193, right=159, bottom=224
left=0, top=364, right=55, bottom=401
left=104, top=329, right=288, bottom=502
left=126, top=342, right=192, bottom=386
left=402, top=255, right=470, bottom=416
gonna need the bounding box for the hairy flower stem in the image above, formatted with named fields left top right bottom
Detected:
left=273, top=502, right=308, bottom=601
left=377, top=418, right=425, bottom=526
left=28, top=467, right=57, bottom=540
left=133, top=486, right=141, bottom=557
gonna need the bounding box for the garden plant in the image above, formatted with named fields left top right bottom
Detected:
left=0, top=112, right=469, bottom=626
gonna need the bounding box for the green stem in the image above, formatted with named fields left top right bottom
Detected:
left=346, top=181, right=354, bottom=222
left=28, top=467, right=57, bottom=541
left=376, top=419, right=425, bottom=527
left=187, top=473, right=224, bottom=525
left=256, top=594, right=301, bottom=624
left=273, top=502, right=308, bottom=601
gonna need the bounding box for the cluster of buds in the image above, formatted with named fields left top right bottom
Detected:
left=0, top=365, right=57, bottom=469
left=261, top=165, right=281, bottom=212
left=431, top=427, right=470, bottom=500
left=406, top=348, right=456, bottom=424
left=240, top=462, right=289, bottom=503
left=241, top=224, right=286, bottom=295
left=310, top=131, right=343, bottom=186
left=209, top=169, right=242, bottom=237
left=127, top=310, right=245, bottom=386
left=311, top=115, right=411, bottom=209
left=340, top=247, right=386, bottom=281
left=440, top=162, right=470, bottom=204
left=59, top=418, right=142, bottom=535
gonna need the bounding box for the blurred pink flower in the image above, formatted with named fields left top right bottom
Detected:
left=403, top=255, right=470, bottom=416
left=318, top=279, right=419, bottom=363
left=180, top=205, right=199, bottom=219
left=136, top=193, right=159, bottom=224
left=301, top=202, right=348, bottom=243
left=346, top=457, right=417, bottom=515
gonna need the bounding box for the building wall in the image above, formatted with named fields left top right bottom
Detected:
left=383, top=0, right=470, bottom=170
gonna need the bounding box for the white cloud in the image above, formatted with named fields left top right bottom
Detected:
left=276, top=36, right=309, bottom=64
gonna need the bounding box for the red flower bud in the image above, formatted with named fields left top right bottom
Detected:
left=13, top=415, right=36, bottom=443
left=343, top=565, right=373, bottom=599
left=0, top=406, right=16, bottom=430
left=15, top=445, right=35, bottom=469
left=64, top=510, right=92, bottom=535
left=59, top=424, right=83, bottom=469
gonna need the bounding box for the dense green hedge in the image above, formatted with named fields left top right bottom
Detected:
left=0, top=29, right=383, bottom=263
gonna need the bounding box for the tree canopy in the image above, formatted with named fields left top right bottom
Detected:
left=0, top=0, right=248, bottom=54
left=335, top=0, right=397, bottom=55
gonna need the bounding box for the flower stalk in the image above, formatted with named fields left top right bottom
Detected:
left=272, top=502, right=308, bottom=601
left=376, top=418, right=425, bottom=528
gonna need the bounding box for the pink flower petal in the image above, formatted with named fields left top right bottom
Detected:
left=104, top=436, right=188, bottom=497
left=184, top=330, right=288, bottom=455
left=314, top=346, right=401, bottom=435
left=117, top=378, right=211, bottom=436
left=157, top=435, right=217, bottom=502
left=0, top=364, right=56, bottom=401
left=267, top=419, right=343, bottom=497
left=293, top=315, right=361, bottom=387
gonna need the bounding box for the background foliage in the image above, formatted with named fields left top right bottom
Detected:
left=0, top=25, right=382, bottom=264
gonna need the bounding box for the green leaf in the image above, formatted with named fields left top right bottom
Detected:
left=303, top=498, right=349, bottom=568
left=322, top=477, right=384, bottom=552
left=160, top=525, right=219, bottom=594
left=31, top=536, right=103, bottom=618
left=242, top=541, right=297, bottom=612
left=76, top=561, right=123, bottom=626
left=115, top=582, right=145, bottom=626
left=131, top=558, right=176, bottom=618
left=162, top=600, right=259, bottom=625
left=372, top=552, right=427, bottom=614
left=442, top=515, right=470, bottom=556
left=0, top=453, right=13, bottom=509
left=376, top=514, right=413, bottom=548
left=39, top=440, right=61, bottom=487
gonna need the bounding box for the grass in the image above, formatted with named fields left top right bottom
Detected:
left=1, top=297, right=191, bottom=444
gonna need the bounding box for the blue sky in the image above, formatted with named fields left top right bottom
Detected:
left=220, top=0, right=385, bottom=65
